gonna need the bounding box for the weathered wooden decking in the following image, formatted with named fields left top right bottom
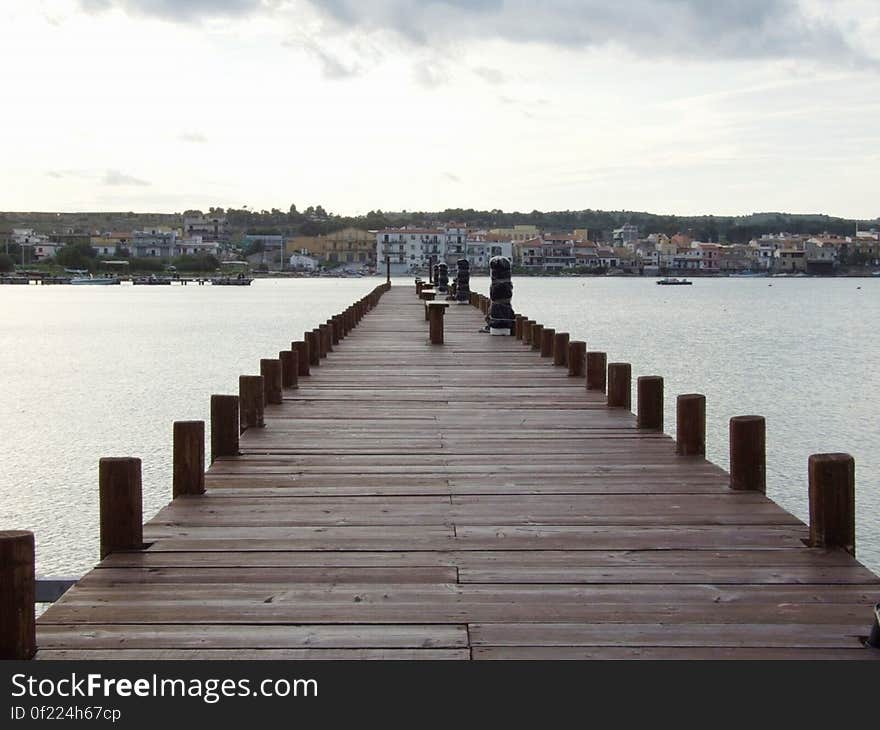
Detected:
left=37, top=286, right=880, bottom=659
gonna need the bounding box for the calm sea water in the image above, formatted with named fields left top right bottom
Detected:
left=1, top=276, right=878, bottom=577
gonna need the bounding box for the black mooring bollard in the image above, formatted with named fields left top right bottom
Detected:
left=436, top=262, right=449, bottom=296
left=487, top=255, right=514, bottom=335
left=455, top=259, right=470, bottom=304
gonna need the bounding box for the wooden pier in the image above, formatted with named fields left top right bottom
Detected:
left=4, top=282, right=880, bottom=659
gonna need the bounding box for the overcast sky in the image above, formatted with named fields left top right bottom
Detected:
left=2, top=0, right=879, bottom=217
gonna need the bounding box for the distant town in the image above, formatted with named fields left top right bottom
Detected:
left=2, top=208, right=879, bottom=278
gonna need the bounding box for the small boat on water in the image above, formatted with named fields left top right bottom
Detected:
left=132, top=275, right=172, bottom=285
left=70, top=275, right=120, bottom=285
left=211, top=275, right=253, bottom=286
left=656, top=277, right=692, bottom=286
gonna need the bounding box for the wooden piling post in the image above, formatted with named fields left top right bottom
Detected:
left=306, top=331, right=320, bottom=366
left=210, top=394, right=239, bottom=462
left=279, top=349, right=298, bottom=389
left=523, top=320, right=534, bottom=346
left=331, top=316, right=341, bottom=345
left=568, top=341, right=586, bottom=377
left=607, top=363, right=632, bottom=409
left=676, top=394, right=706, bottom=456
left=540, top=327, right=555, bottom=357
left=99, top=457, right=143, bottom=559
left=321, top=323, right=333, bottom=354
left=0, top=530, right=36, bottom=659
left=313, top=327, right=326, bottom=359
left=260, top=358, right=283, bottom=405
left=428, top=302, right=448, bottom=345
left=637, top=376, right=664, bottom=430
left=239, top=375, right=265, bottom=429
left=587, top=351, right=607, bottom=392
left=172, top=420, right=205, bottom=498
left=421, top=291, right=436, bottom=320
left=729, top=415, right=765, bottom=492
left=292, top=341, right=310, bottom=377
left=553, top=332, right=569, bottom=367
left=531, top=324, right=544, bottom=351
left=514, top=315, right=524, bottom=340
left=386, top=255, right=391, bottom=285
left=808, top=453, right=855, bottom=555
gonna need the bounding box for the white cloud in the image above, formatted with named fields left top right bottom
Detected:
left=103, top=169, right=151, bottom=186
left=473, top=66, right=505, bottom=85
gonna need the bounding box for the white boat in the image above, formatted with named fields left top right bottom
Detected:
left=656, top=277, right=692, bottom=286
left=70, top=275, right=120, bottom=285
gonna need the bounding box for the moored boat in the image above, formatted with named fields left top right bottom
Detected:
left=656, top=277, right=692, bottom=285
left=70, top=275, right=120, bottom=285
left=211, top=275, right=253, bottom=286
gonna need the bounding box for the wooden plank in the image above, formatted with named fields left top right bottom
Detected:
left=36, top=597, right=876, bottom=626
left=98, top=548, right=858, bottom=570
left=36, top=624, right=469, bottom=648
left=468, top=623, right=869, bottom=649
left=138, top=525, right=811, bottom=551
left=458, top=566, right=879, bottom=584
left=473, top=647, right=880, bottom=660
left=36, top=649, right=469, bottom=660
left=78, top=567, right=458, bottom=585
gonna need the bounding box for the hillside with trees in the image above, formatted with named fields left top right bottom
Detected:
left=2, top=207, right=876, bottom=244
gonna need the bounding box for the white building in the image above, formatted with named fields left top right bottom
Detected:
left=130, top=229, right=179, bottom=258
left=595, top=247, right=621, bottom=269
left=177, top=236, right=219, bottom=257
left=289, top=252, right=319, bottom=271
left=748, top=238, right=779, bottom=271
left=183, top=215, right=228, bottom=242
left=612, top=224, right=639, bottom=247
left=542, top=235, right=576, bottom=270
left=461, top=234, right=513, bottom=269
left=376, top=228, right=447, bottom=274
left=33, top=242, right=61, bottom=260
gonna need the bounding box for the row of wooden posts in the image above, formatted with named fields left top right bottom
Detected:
left=464, top=289, right=858, bottom=559
left=0, top=283, right=391, bottom=660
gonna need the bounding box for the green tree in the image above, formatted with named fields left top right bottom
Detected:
left=55, top=242, right=97, bottom=270
left=128, top=257, right=164, bottom=272
left=0, top=253, right=14, bottom=272
left=172, top=254, right=220, bottom=271
left=244, top=239, right=265, bottom=256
